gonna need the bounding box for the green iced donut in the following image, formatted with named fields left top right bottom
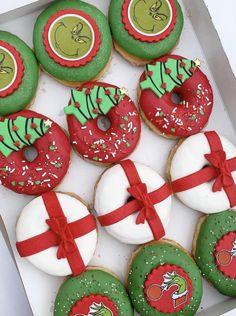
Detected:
left=54, top=268, right=133, bottom=316
left=33, top=0, right=112, bottom=86
left=128, top=240, right=202, bottom=316
left=109, top=0, right=184, bottom=64
left=194, top=210, right=236, bottom=297
left=0, top=31, right=39, bottom=116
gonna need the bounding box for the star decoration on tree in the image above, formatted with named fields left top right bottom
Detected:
left=119, top=87, right=128, bottom=95
left=44, top=119, right=53, bottom=128
left=194, top=58, right=201, bottom=67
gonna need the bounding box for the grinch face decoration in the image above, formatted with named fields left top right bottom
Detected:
left=0, top=41, right=24, bottom=97
left=122, top=0, right=177, bottom=42
left=145, top=265, right=192, bottom=313
left=44, top=9, right=100, bottom=67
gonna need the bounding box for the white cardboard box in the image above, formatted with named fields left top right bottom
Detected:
left=0, top=0, right=236, bottom=315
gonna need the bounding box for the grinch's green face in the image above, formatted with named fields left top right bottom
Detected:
left=49, top=15, right=93, bottom=60
left=129, top=0, right=171, bottom=34
left=0, top=48, right=15, bottom=91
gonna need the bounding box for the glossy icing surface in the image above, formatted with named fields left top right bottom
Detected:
left=94, top=162, right=171, bottom=244
left=170, top=132, right=236, bottom=213
left=34, top=0, right=112, bottom=83
left=54, top=269, right=134, bottom=315
left=0, top=31, right=38, bottom=116
left=195, top=211, right=236, bottom=296
left=16, top=192, right=97, bottom=276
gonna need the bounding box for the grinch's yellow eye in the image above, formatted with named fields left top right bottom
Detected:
left=0, top=69, right=8, bottom=74
left=71, top=25, right=79, bottom=35
left=150, top=2, right=158, bottom=12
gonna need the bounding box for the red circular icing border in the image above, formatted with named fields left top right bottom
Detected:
left=144, top=264, right=192, bottom=313
left=122, top=0, right=177, bottom=42
left=214, top=231, right=236, bottom=279
left=43, top=9, right=101, bottom=67
left=69, top=294, right=118, bottom=316
left=0, top=40, right=24, bottom=97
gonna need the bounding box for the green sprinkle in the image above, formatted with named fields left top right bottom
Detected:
left=49, top=145, right=55, bottom=151
left=35, top=180, right=41, bottom=185
left=19, top=181, right=24, bottom=186
left=2, top=167, right=7, bottom=172
left=91, top=144, right=96, bottom=149
left=199, top=109, right=205, bottom=116
left=159, top=111, right=164, bottom=117
left=93, top=156, right=98, bottom=161
left=171, top=128, right=176, bottom=132
left=197, top=89, right=201, bottom=95
left=126, top=142, right=131, bottom=148
left=101, top=143, right=106, bottom=149
left=11, top=181, right=16, bottom=186
left=55, top=163, right=62, bottom=168
left=190, top=114, right=196, bottom=120
left=123, top=116, right=128, bottom=121
left=133, top=127, right=137, bottom=134
left=120, top=124, right=125, bottom=129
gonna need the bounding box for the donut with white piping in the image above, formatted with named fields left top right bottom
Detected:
left=94, top=160, right=172, bottom=244
left=16, top=192, right=97, bottom=276
left=168, top=131, right=236, bottom=213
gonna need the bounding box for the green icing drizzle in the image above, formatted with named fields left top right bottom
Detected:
left=64, top=86, right=125, bottom=125
left=195, top=210, right=236, bottom=297
left=140, top=58, right=197, bottom=97
left=0, top=116, right=50, bottom=157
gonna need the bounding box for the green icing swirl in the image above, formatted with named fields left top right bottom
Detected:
left=54, top=269, right=133, bottom=316
left=109, top=0, right=183, bottom=60
left=0, top=31, right=39, bottom=116
left=128, top=241, right=202, bottom=316
left=195, top=210, right=236, bottom=297
left=33, top=0, right=112, bottom=83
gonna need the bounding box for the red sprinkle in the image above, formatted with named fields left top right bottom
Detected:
left=147, top=70, right=153, bottom=77
left=14, top=141, right=20, bottom=147
left=165, top=68, right=171, bottom=74
left=85, top=89, right=91, bottom=95
left=12, top=125, right=18, bottom=132
left=31, top=123, right=37, bottom=129
left=93, top=108, right=99, bottom=114
left=96, top=98, right=102, bottom=104
left=180, top=62, right=186, bottom=67
left=105, top=89, right=111, bottom=95
left=161, top=82, right=167, bottom=89
left=0, top=135, right=4, bottom=141
left=25, top=134, right=31, bottom=140
left=75, top=102, right=80, bottom=108
left=177, top=74, right=183, bottom=80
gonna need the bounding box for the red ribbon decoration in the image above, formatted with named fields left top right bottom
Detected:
left=98, top=160, right=172, bottom=240
left=16, top=191, right=97, bottom=276
left=171, top=131, right=236, bottom=208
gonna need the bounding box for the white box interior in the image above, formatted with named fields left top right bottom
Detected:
left=0, top=0, right=236, bottom=315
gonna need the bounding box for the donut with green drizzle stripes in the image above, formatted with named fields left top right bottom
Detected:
left=138, top=54, right=213, bottom=138
left=64, top=82, right=141, bottom=164
left=0, top=110, right=70, bottom=195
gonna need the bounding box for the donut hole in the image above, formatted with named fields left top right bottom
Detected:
left=171, top=92, right=182, bottom=105
left=97, top=116, right=111, bottom=132
left=23, top=146, right=38, bottom=162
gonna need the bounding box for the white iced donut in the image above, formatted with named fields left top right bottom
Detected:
left=16, top=192, right=97, bottom=276
left=170, top=132, right=236, bottom=213
left=94, top=162, right=172, bottom=244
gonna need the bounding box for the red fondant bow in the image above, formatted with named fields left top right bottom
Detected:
left=16, top=192, right=97, bottom=276
left=98, top=160, right=172, bottom=241
left=205, top=150, right=234, bottom=192
left=46, top=216, right=77, bottom=260
left=127, top=183, right=158, bottom=224
left=171, top=131, right=236, bottom=208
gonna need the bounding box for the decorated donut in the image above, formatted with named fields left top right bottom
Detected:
left=128, top=240, right=202, bottom=316
left=0, top=110, right=70, bottom=195
left=193, top=210, right=236, bottom=297
left=54, top=268, right=134, bottom=316
left=33, top=0, right=112, bottom=86
left=0, top=31, right=39, bottom=116
left=109, top=0, right=183, bottom=65
left=168, top=131, right=236, bottom=213
left=16, top=191, right=97, bottom=276
left=138, top=55, right=213, bottom=138
left=95, top=159, right=172, bottom=244
left=64, top=83, right=141, bottom=164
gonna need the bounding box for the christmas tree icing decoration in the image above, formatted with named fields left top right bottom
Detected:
left=140, top=58, right=201, bottom=98
left=0, top=116, right=51, bottom=157
left=64, top=86, right=126, bottom=125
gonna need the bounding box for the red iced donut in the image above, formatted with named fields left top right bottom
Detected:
left=0, top=110, right=70, bottom=195
left=138, top=54, right=213, bottom=138
left=65, top=82, right=141, bottom=164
